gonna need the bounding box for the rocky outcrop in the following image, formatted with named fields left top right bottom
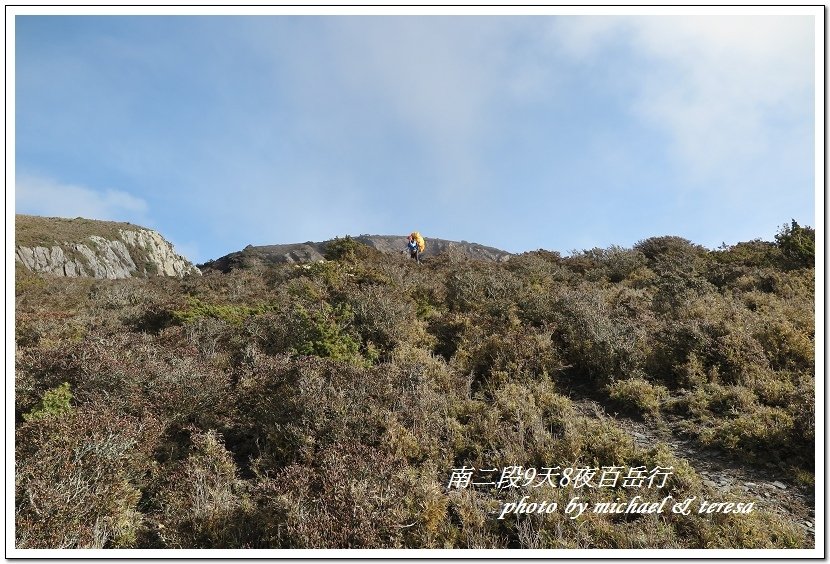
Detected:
left=15, top=227, right=201, bottom=279
left=201, top=235, right=512, bottom=273
left=118, top=229, right=200, bottom=277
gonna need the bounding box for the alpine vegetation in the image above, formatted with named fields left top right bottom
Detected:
left=14, top=221, right=815, bottom=549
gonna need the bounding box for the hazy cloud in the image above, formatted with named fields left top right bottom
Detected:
left=245, top=17, right=542, bottom=200
left=550, top=15, right=814, bottom=176
left=15, top=174, right=149, bottom=222
left=631, top=17, right=813, bottom=173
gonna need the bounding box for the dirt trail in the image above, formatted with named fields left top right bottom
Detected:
left=572, top=398, right=816, bottom=542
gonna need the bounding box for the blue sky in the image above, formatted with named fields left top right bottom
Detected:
left=13, top=11, right=818, bottom=263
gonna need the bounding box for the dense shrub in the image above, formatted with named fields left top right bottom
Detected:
left=347, top=283, right=428, bottom=356
left=324, top=235, right=373, bottom=261
left=572, top=246, right=648, bottom=283
left=606, top=377, right=667, bottom=418
left=775, top=220, right=815, bottom=268
left=453, top=323, right=566, bottom=394
left=446, top=266, right=524, bottom=319
left=150, top=429, right=254, bottom=548
left=14, top=224, right=814, bottom=549
left=258, top=444, right=412, bottom=548
left=634, top=235, right=708, bottom=264
left=16, top=406, right=163, bottom=548
left=548, top=286, right=647, bottom=384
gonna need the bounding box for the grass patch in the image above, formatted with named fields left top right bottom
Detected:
left=16, top=214, right=148, bottom=247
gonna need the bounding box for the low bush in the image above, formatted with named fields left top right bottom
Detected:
left=150, top=429, right=253, bottom=548
left=23, top=381, right=73, bottom=422
left=16, top=405, right=163, bottom=548
left=606, top=377, right=667, bottom=418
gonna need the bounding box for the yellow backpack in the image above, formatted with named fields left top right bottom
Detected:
left=410, top=231, right=426, bottom=253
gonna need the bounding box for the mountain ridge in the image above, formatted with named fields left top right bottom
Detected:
left=199, top=234, right=513, bottom=272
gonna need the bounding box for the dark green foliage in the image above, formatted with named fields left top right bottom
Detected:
left=775, top=220, right=815, bottom=268
left=324, top=236, right=373, bottom=261
left=172, top=297, right=276, bottom=325
left=634, top=235, right=707, bottom=264
left=287, top=302, right=364, bottom=362
left=14, top=223, right=814, bottom=549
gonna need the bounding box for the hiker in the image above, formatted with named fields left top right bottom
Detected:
left=406, top=232, right=425, bottom=264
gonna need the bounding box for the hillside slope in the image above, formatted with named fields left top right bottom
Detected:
left=14, top=227, right=815, bottom=550
left=15, top=215, right=200, bottom=279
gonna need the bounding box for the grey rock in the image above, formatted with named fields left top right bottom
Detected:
left=15, top=227, right=200, bottom=280
left=119, top=229, right=200, bottom=277
left=771, top=481, right=787, bottom=490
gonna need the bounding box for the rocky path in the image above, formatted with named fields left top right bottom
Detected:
left=572, top=398, right=816, bottom=543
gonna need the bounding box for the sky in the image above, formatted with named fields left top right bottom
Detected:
left=12, top=9, right=819, bottom=264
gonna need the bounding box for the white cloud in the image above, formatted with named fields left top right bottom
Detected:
left=554, top=15, right=815, bottom=176
left=632, top=16, right=813, bottom=172
left=15, top=174, right=149, bottom=222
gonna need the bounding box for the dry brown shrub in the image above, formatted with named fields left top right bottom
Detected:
left=16, top=405, right=162, bottom=548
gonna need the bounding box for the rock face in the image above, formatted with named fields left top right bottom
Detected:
left=15, top=220, right=201, bottom=279
left=201, top=235, right=512, bottom=273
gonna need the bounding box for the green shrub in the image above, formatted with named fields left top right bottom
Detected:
left=573, top=246, right=647, bottom=283
left=634, top=235, right=708, bottom=264
left=347, top=284, right=426, bottom=355
left=23, top=382, right=73, bottom=422
left=754, top=318, right=814, bottom=372
left=290, top=302, right=363, bottom=363
left=172, top=297, right=274, bottom=325
left=709, top=240, right=783, bottom=288
left=446, top=266, right=523, bottom=317
left=712, top=330, right=770, bottom=386
left=324, top=236, right=368, bottom=261
left=700, top=405, right=795, bottom=457
left=707, top=384, right=757, bottom=415
left=606, top=377, right=667, bottom=417
left=453, top=323, right=566, bottom=395
left=775, top=220, right=815, bottom=268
